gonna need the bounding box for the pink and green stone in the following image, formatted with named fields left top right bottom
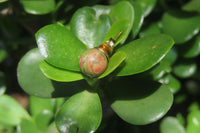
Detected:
left=79, top=48, right=108, bottom=78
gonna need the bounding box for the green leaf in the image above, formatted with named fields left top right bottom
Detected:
left=0, top=0, right=8, bottom=3
left=45, top=122, right=59, bottom=133
left=106, top=1, right=134, bottom=44
left=103, top=20, right=131, bottom=46
left=177, top=35, right=200, bottom=58
left=35, top=110, right=54, bottom=131
left=116, top=34, right=174, bottom=76
left=99, top=51, right=127, bottom=78
left=0, top=49, right=7, bottom=63
left=161, top=48, right=177, bottom=65
left=39, top=61, right=84, bottom=82
left=160, top=117, right=185, bottom=133
left=92, top=5, right=112, bottom=18
left=18, top=119, right=42, bottom=133
left=139, top=22, right=161, bottom=38
left=55, top=90, right=102, bottom=133
left=17, top=48, right=86, bottom=98
left=161, top=11, right=200, bottom=44
left=20, top=0, right=55, bottom=15
left=182, top=0, right=200, bottom=13
left=133, top=0, right=157, bottom=17
left=29, top=96, right=55, bottom=117
left=173, top=59, right=197, bottom=78
left=186, top=111, right=200, bottom=133
left=145, top=63, right=171, bottom=81
left=131, top=1, right=144, bottom=38
left=104, top=78, right=173, bottom=125
left=0, top=95, right=30, bottom=125
left=70, top=7, right=111, bottom=48
left=36, top=24, right=87, bottom=71
left=0, top=72, right=6, bottom=95
left=159, top=74, right=181, bottom=94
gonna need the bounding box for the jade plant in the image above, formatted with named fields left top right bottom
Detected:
left=16, top=1, right=176, bottom=132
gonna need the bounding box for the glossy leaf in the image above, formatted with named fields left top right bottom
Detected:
left=186, top=111, right=200, bottom=133
left=45, top=122, right=59, bottom=133
left=20, top=0, right=55, bottom=15
left=99, top=51, right=127, bottom=78
left=70, top=7, right=111, bottom=48
left=177, top=35, right=200, bottom=58
left=173, top=59, right=197, bottom=78
left=35, top=110, right=54, bottom=131
left=161, top=48, right=177, bottom=65
left=160, top=117, right=185, bottom=133
left=147, top=63, right=171, bottom=81
left=36, top=24, right=87, bottom=71
left=106, top=1, right=134, bottom=44
left=131, top=1, right=144, bottom=38
left=55, top=90, right=102, bottom=133
left=105, top=78, right=173, bottom=125
left=103, top=20, right=131, bottom=46
left=161, top=11, right=200, bottom=44
left=159, top=74, right=181, bottom=94
left=92, top=5, right=112, bottom=19
left=29, top=96, right=55, bottom=117
left=0, top=95, right=30, bottom=125
left=17, top=48, right=86, bottom=98
left=139, top=22, right=161, bottom=38
left=182, top=0, right=200, bottom=13
left=133, top=0, right=157, bottom=17
left=116, top=34, right=174, bottom=76
left=39, top=61, right=84, bottom=82
left=18, top=119, right=42, bottom=133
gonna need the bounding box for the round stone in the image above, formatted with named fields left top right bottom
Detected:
left=79, top=48, right=108, bottom=78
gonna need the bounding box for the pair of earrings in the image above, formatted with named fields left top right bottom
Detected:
left=79, top=31, right=123, bottom=78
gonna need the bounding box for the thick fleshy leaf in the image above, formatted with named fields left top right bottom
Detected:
left=186, top=111, right=200, bottom=133
left=161, top=11, right=200, bottom=44
left=177, top=35, right=200, bottom=58
left=99, top=51, right=126, bottom=78
left=173, top=59, right=197, bottom=78
left=39, top=61, right=84, bottom=82
left=55, top=90, right=102, bottom=133
left=92, top=5, right=112, bottom=19
left=182, top=0, right=200, bottom=13
left=0, top=95, right=30, bottom=125
left=116, top=34, right=174, bottom=76
left=161, top=48, right=177, bottom=65
left=35, top=110, right=54, bottom=131
left=139, top=22, right=161, bottom=38
left=17, top=48, right=87, bottom=98
left=29, top=96, right=55, bottom=117
left=20, top=0, right=55, bottom=15
left=159, top=74, right=181, bottom=94
left=18, top=119, right=42, bottom=133
left=45, top=122, right=59, bottom=133
left=104, top=77, right=173, bottom=125
left=106, top=1, right=134, bottom=44
left=146, top=63, right=171, bottom=81
left=36, top=24, right=87, bottom=71
left=133, top=0, right=157, bottom=17
left=131, top=1, right=144, bottom=38
left=160, top=117, right=185, bottom=133
left=70, top=7, right=111, bottom=48
left=103, top=20, right=131, bottom=46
